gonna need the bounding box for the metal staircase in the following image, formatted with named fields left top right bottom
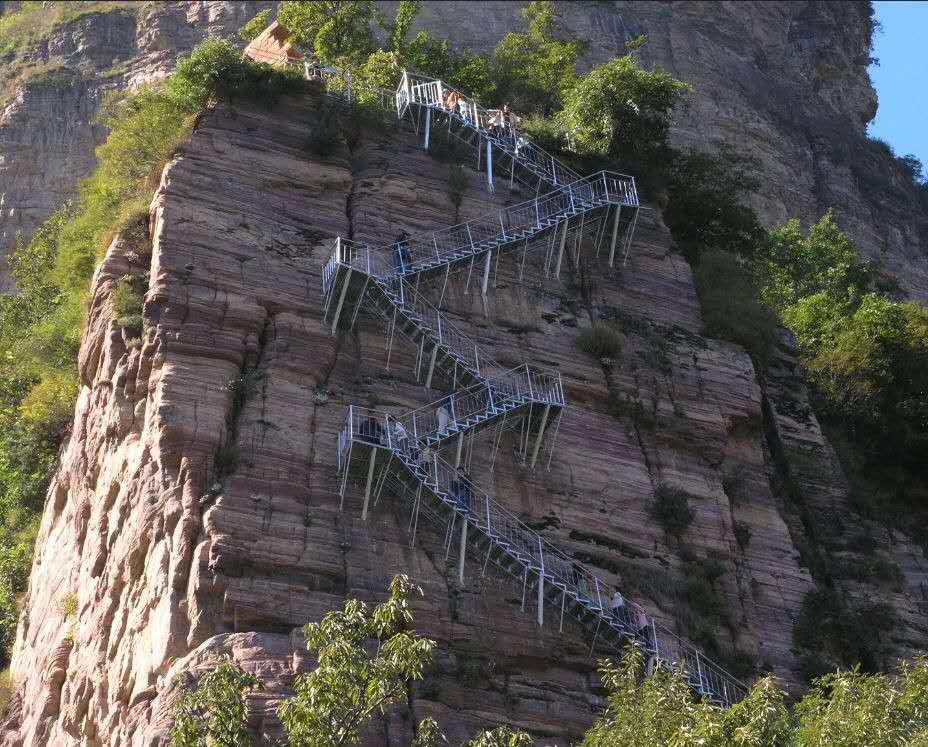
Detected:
left=397, top=71, right=582, bottom=189
left=322, top=170, right=638, bottom=337
left=336, top=406, right=748, bottom=708
left=321, top=70, right=749, bottom=709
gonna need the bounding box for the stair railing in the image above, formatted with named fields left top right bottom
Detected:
left=339, top=404, right=748, bottom=706
left=323, top=170, right=636, bottom=294
left=399, top=70, right=582, bottom=187
left=389, top=363, right=564, bottom=446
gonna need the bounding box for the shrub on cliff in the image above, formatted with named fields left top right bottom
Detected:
left=576, top=324, right=623, bottom=362
left=650, top=484, right=694, bottom=537
left=556, top=54, right=688, bottom=172
left=693, top=249, right=777, bottom=365
left=757, top=212, right=928, bottom=470
left=664, top=147, right=766, bottom=264
left=238, top=9, right=272, bottom=42
left=167, top=37, right=304, bottom=112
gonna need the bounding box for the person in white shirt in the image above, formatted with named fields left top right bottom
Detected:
left=610, top=588, right=625, bottom=625
left=437, top=403, right=450, bottom=435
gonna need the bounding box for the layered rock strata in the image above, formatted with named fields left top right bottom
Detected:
left=3, top=91, right=818, bottom=745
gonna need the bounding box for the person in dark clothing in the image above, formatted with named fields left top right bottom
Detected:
left=394, top=231, right=412, bottom=272
left=358, top=417, right=384, bottom=445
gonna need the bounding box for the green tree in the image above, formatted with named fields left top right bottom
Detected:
left=664, top=147, right=765, bottom=264
left=239, top=9, right=272, bottom=42
left=581, top=647, right=928, bottom=746
left=277, top=575, right=437, bottom=747
left=757, top=210, right=870, bottom=312
left=792, top=662, right=928, bottom=746
left=404, top=31, right=497, bottom=103
left=466, top=727, right=533, bottom=747
left=694, top=249, right=778, bottom=364
left=278, top=0, right=376, bottom=65
left=556, top=54, right=688, bottom=170
left=493, top=1, right=588, bottom=115
left=170, top=657, right=263, bottom=747
left=383, top=0, right=421, bottom=56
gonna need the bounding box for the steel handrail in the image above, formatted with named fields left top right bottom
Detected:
left=324, top=169, right=635, bottom=289
left=340, top=404, right=747, bottom=705
left=399, top=70, right=582, bottom=187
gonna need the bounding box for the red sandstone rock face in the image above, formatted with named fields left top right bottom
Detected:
left=3, top=89, right=924, bottom=745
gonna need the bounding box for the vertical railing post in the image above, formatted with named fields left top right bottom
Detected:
left=486, top=496, right=491, bottom=533
left=437, top=314, right=442, bottom=343
left=412, top=413, right=418, bottom=440
left=537, top=536, right=545, bottom=627
left=474, top=344, right=480, bottom=376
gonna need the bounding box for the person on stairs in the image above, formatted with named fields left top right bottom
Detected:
left=393, top=231, right=411, bottom=273
left=610, top=588, right=626, bottom=627
left=437, top=402, right=451, bottom=436
left=390, top=416, right=409, bottom=457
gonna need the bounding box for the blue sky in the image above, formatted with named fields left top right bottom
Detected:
left=867, top=1, right=928, bottom=174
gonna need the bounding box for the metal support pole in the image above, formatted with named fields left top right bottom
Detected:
left=481, top=250, right=492, bottom=297
left=608, top=204, right=622, bottom=267
left=410, top=484, right=422, bottom=546
left=464, top=254, right=475, bottom=294
left=589, top=618, right=602, bottom=658
left=559, top=589, right=566, bottom=632
left=423, top=106, right=431, bottom=150
left=361, top=449, right=377, bottom=520
left=415, top=337, right=425, bottom=381
left=439, top=264, right=450, bottom=307
left=530, top=405, right=551, bottom=469
left=623, top=208, right=639, bottom=267
left=385, top=307, right=398, bottom=372
left=349, top=275, right=370, bottom=330
left=458, top=518, right=468, bottom=585
left=554, top=219, right=568, bottom=279
left=545, top=409, right=563, bottom=472
left=486, top=139, right=494, bottom=193
left=330, top=268, right=352, bottom=335
left=454, top=432, right=464, bottom=469
left=537, top=537, right=545, bottom=627
left=521, top=569, right=528, bottom=612
left=426, top=345, right=438, bottom=393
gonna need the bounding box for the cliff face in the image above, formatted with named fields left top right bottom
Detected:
left=0, top=91, right=809, bottom=744
left=3, top=2, right=926, bottom=298
left=0, top=0, right=271, bottom=289
left=4, top=82, right=923, bottom=745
